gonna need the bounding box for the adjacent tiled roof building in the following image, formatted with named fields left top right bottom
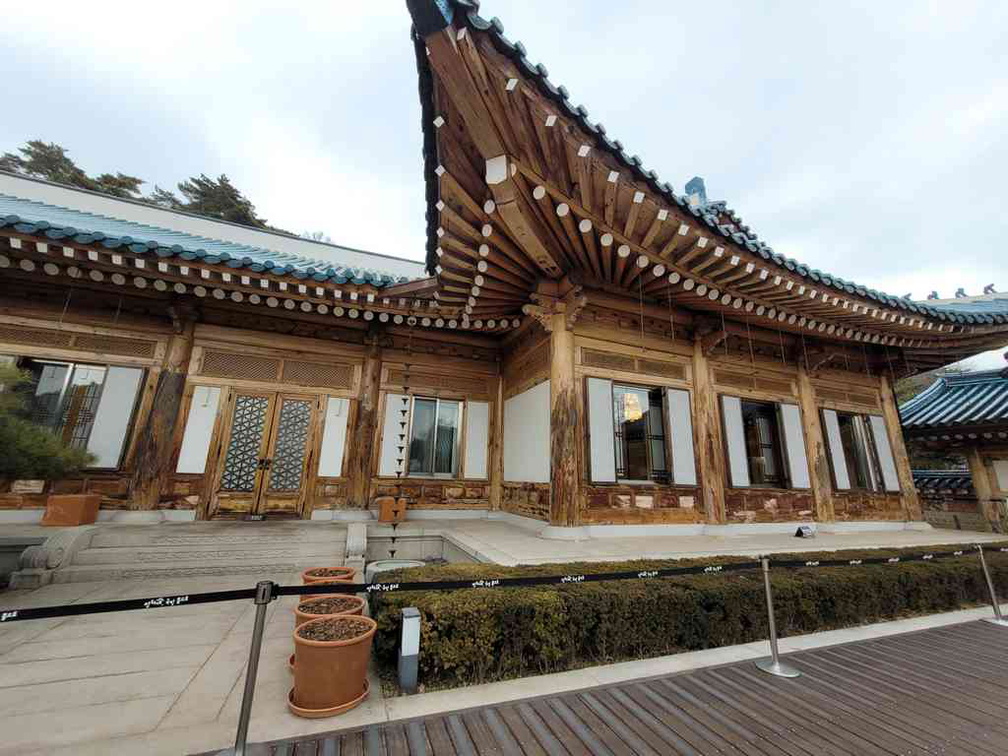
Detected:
left=0, top=175, right=424, bottom=288
left=900, top=366, right=1008, bottom=432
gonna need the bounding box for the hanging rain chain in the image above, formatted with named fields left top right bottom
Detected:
left=57, top=286, right=74, bottom=330
left=390, top=313, right=416, bottom=558
left=748, top=320, right=757, bottom=367
left=721, top=311, right=729, bottom=356
left=778, top=328, right=786, bottom=364
left=637, top=275, right=646, bottom=352
left=665, top=277, right=675, bottom=342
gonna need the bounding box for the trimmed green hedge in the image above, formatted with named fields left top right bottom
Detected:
left=370, top=544, right=1008, bottom=688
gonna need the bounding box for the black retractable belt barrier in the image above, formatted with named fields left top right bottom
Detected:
left=0, top=587, right=257, bottom=624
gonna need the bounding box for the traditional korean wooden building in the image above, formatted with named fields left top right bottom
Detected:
left=2, top=0, right=1007, bottom=531
left=902, top=359, right=1008, bottom=530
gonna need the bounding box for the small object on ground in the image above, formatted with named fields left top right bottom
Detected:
left=376, top=496, right=407, bottom=524
left=795, top=525, right=815, bottom=538
left=42, top=494, right=101, bottom=526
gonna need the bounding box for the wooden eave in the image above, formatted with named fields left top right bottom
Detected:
left=411, top=6, right=1008, bottom=369
left=0, top=228, right=522, bottom=336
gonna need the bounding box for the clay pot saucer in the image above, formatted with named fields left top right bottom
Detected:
left=287, top=679, right=369, bottom=718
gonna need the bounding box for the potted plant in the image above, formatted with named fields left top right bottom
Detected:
left=0, top=365, right=95, bottom=525
left=289, top=594, right=366, bottom=671
left=301, top=566, right=356, bottom=584
left=289, top=614, right=376, bottom=718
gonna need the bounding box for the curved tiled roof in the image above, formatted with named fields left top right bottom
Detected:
left=0, top=193, right=415, bottom=288
left=900, top=368, right=1008, bottom=429
left=912, top=470, right=975, bottom=497
left=410, top=0, right=1008, bottom=326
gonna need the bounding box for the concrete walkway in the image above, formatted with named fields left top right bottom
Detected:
left=1, top=570, right=1006, bottom=755
left=385, top=518, right=1006, bottom=565
left=0, top=521, right=1004, bottom=754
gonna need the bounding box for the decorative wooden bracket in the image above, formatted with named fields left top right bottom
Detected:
left=700, top=329, right=729, bottom=356
left=524, top=279, right=587, bottom=331
left=693, top=316, right=728, bottom=355
left=804, top=349, right=841, bottom=374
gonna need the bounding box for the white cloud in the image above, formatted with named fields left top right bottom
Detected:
left=0, top=0, right=1005, bottom=295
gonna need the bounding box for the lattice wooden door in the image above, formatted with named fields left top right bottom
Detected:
left=207, top=390, right=319, bottom=518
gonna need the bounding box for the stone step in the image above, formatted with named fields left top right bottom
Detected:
left=73, top=542, right=346, bottom=566
left=89, top=525, right=347, bottom=549
left=52, top=557, right=350, bottom=584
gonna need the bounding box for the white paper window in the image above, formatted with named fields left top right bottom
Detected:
left=779, top=403, right=811, bottom=489
left=721, top=395, right=751, bottom=488
left=378, top=393, right=409, bottom=477
left=503, top=380, right=550, bottom=483
left=86, top=366, right=144, bottom=468
left=666, top=388, right=697, bottom=486
left=587, top=377, right=616, bottom=483
left=463, top=400, right=490, bottom=480
left=176, top=385, right=221, bottom=474
left=868, top=415, right=901, bottom=492
left=993, top=459, right=1008, bottom=492
left=822, top=409, right=851, bottom=490
left=317, top=397, right=350, bottom=477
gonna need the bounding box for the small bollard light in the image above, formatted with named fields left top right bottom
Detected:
left=398, top=607, right=421, bottom=693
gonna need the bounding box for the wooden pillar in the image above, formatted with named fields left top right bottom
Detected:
left=965, top=447, right=998, bottom=528
left=796, top=365, right=834, bottom=522
left=347, top=338, right=382, bottom=509
left=488, top=373, right=505, bottom=511
left=691, top=341, right=725, bottom=524
left=130, top=317, right=195, bottom=510
left=878, top=373, right=922, bottom=521
left=549, top=313, right=580, bottom=526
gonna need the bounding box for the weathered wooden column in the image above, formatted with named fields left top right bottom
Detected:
left=488, top=373, right=505, bottom=511
left=965, top=447, right=998, bottom=529
left=796, top=365, right=834, bottom=521
left=691, top=340, right=725, bottom=524
left=130, top=313, right=196, bottom=510
left=549, top=312, right=580, bottom=526
left=346, top=338, right=382, bottom=510
left=879, top=373, right=922, bottom=521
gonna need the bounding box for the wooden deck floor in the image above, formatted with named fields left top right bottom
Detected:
left=242, top=621, right=1008, bottom=755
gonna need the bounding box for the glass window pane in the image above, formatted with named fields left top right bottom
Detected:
left=59, top=365, right=106, bottom=449
left=408, top=398, right=436, bottom=474
left=434, top=401, right=460, bottom=475
left=27, top=362, right=70, bottom=427
left=741, top=400, right=784, bottom=486
left=614, top=385, right=650, bottom=481
left=837, top=413, right=876, bottom=490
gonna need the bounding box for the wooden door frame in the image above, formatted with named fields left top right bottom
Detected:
left=205, top=388, right=277, bottom=519
left=255, top=392, right=321, bottom=518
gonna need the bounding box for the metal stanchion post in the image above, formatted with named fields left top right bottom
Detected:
left=217, top=580, right=274, bottom=756
left=976, top=545, right=1008, bottom=628
left=755, top=557, right=801, bottom=678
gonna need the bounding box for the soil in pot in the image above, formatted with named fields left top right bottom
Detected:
left=290, top=615, right=376, bottom=718
left=299, top=596, right=362, bottom=616
left=302, top=566, right=356, bottom=584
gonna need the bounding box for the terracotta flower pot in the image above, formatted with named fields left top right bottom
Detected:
left=301, top=566, right=356, bottom=584
left=302, top=578, right=357, bottom=603
left=289, top=594, right=366, bottom=672
left=41, top=494, right=101, bottom=526
left=289, top=615, right=376, bottom=718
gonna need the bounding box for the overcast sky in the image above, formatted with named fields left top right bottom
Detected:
left=1, top=1, right=1005, bottom=366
